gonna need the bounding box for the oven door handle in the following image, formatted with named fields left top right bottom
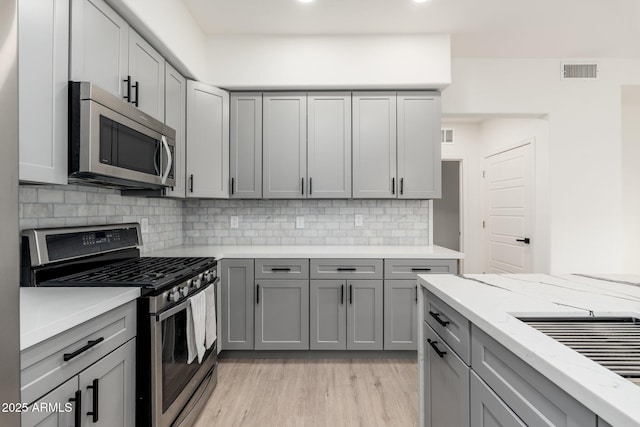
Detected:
left=155, top=277, right=219, bottom=322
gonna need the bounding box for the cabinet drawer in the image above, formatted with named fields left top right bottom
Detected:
left=384, top=259, right=457, bottom=279
left=423, top=289, right=470, bottom=364
left=255, top=259, right=309, bottom=279
left=471, top=325, right=596, bottom=427
left=310, top=258, right=383, bottom=279
left=470, top=371, right=526, bottom=427
left=21, top=301, right=136, bottom=405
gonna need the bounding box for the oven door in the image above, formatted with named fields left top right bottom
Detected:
left=150, top=281, right=218, bottom=427
left=80, top=98, right=175, bottom=188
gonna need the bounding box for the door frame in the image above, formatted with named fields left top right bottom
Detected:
left=482, top=139, right=535, bottom=273
left=430, top=157, right=465, bottom=272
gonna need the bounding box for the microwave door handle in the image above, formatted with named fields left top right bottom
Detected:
left=161, top=135, right=172, bottom=185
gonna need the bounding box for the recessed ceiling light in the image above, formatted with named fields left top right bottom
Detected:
left=298, top=0, right=315, bottom=3
left=413, top=0, right=429, bottom=3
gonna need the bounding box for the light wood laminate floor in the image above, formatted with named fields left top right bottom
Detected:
left=194, top=358, right=419, bottom=427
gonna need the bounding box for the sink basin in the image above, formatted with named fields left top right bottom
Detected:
left=519, top=317, right=640, bottom=387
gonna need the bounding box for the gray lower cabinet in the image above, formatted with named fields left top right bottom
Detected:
left=347, top=280, right=383, bottom=350
left=255, top=279, right=309, bottom=350
left=77, top=339, right=136, bottom=427
left=220, top=259, right=255, bottom=350
left=310, top=280, right=347, bottom=350
left=423, top=322, right=469, bottom=427
left=21, top=302, right=136, bottom=427
left=470, top=371, right=525, bottom=427
left=384, top=280, right=418, bottom=350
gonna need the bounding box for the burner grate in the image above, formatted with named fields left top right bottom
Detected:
left=521, top=318, right=640, bottom=384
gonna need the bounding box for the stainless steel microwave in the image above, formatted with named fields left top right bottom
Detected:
left=69, top=81, right=175, bottom=189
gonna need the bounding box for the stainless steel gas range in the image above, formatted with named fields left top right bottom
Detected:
left=21, top=223, right=218, bottom=427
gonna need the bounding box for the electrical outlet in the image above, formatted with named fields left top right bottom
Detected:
left=355, top=214, right=364, bottom=227
left=296, top=216, right=304, bottom=229
left=230, top=216, right=239, bottom=229
left=140, top=217, right=149, bottom=233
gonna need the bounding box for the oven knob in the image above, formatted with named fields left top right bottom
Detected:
left=168, top=291, right=181, bottom=302
left=193, top=278, right=202, bottom=288
left=181, top=286, right=189, bottom=297
left=186, top=279, right=193, bottom=288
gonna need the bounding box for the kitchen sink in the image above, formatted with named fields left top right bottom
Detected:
left=519, top=317, right=640, bottom=387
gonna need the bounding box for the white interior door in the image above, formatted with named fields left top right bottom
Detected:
left=483, top=142, right=533, bottom=273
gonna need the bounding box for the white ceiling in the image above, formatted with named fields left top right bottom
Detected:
left=182, top=0, right=640, bottom=58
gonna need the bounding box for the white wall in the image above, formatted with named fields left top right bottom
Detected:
left=443, top=58, right=640, bottom=273
left=621, top=86, right=640, bottom=273
left=204, top=35, right=451, bottom=90
left=107, top=0, right=207, bottom=80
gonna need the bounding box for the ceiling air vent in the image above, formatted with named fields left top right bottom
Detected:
left=441, top=128, right=454, bottom=144
left=562, top=62, right=598, bottom=80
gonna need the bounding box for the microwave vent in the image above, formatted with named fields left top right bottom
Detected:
left=562, top=62, right=598, bottom=80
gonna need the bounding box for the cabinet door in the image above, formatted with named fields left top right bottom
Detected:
left=18, top=0, right=69, bottom=185
left=128, top=29, right=165, bottom=120
left=69, top=0, right=128, bottom=99
left=186, top=81, right=230, bottom=198
left=470, top=371, right=526, bottom=427
left=164, top=63, right=186, bottom=198
left=78, top=339, right=136, bottom=427
left=307, top=93, right=352, bottom=198
left=221, top=259, right=255, bottom=350
left=347, top=280, right=383, bottom=350
left=263, top=93, right=307, bottom=199
left=255, top=279, right=309, bottom=350
left=21, top=377, right=78, bottom=427
left=424, top=323, right=470, bottom=427
left=310, top=280, right=347, bottom=350
left=384, top=280, right=418, bottom=350
left=230, top=93, right=263, bottom=199
left=352, top=92, right=397, bottom=199
left=397, top=92, right=441, bottom=199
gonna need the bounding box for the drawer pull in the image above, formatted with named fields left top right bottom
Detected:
left=411, top=268, right=432, bottom=272
left=270, top=268, right=292, bottom=272
left=337, top=267, right=357, bottom=272
left=429, top=311, right=450, bottom=327
left=69, top=390, right=81, bottom=427
left=63, top=337, right=104, bottom=362
left=87, top=378, right=99, bottom=422
left=427, top=339, right=447, bottom=358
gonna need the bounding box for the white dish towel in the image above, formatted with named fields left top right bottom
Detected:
left=204, top=283, right=217, bottom=350
left=186, top=291, right=207, bottom=364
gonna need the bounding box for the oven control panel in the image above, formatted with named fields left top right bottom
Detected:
left=161, top=267, right=218, bottom=310
left=45, top=227, right=140, bottom=262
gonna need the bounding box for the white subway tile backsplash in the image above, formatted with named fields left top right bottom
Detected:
left=20, top=185, right=430, bottom=249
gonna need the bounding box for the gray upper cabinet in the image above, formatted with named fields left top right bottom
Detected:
left=255, top=279, right=309, bottom=350
left=263, top=93, right=307, bottom=199
left=347, top=280, right=383, bottom=350
left=164, top=63, right=186, bottom=198
left=186, top=81, right=229, bottom=198
left=424, top=322, right=470, bottom=427
left=397, top=92, right=441, bottom=199
left=310, top=280, right=347, bottom=350
left=352, top=92, right=397, bottom=198
left=384, top=280, right=418, bottom=350
left=128, top=30, right=165, bottom=121
left=18, top=0, right=69, bottom=185
left=230, top=93, right=263, bottom=199
left=307, top=93, right=352, bottom=198
left=70, top=0, right=165, bottom=121
left=70, top=0, right=128, bottom=99
left=220, top=259, right=255, bottom=350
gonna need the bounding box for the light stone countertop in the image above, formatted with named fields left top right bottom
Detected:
left=418, top=273, right=640, bottom=427
left=145, top=244, right=464, bottom=260
left=20, top=287, right=140, bottom=351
